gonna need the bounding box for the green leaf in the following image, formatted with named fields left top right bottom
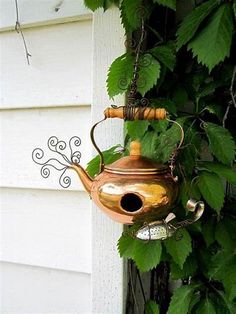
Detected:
left=150, top=120, right=169, bottom=133
left=140, top=131, right=158, bottom=160
left=181, top=146, right=197, bottom=176
left=133, top=240, right=162, bottom=272
left=208, top=251, right=236, bottom=302
left=198, top=248, right=213, bottom=276
left=202, top=219, right=215, bottom=247
left=211, top=290, right=234, bottom=314
left=156, top=117, right=187, bottom=163
left=180, top=180, right=201, bottom=210
left=196, top=298, right=216, bottom=314
left=197, top=162, right=236, bottom=184
left=107, top=53, right=161, bottom=98
left=219, top=216, right=236, bottom=243
left=125, top=120, right=149, bottom=140
left=86, top=145, right=122, bottom=177
left=117, top=227, right=138, bottom=259
left=165, top=229, right=192, bottom=269
left=204, top=122, right=235, bottom=166
left=149, top=44, right=176, bottom=71
left=167, top=285, right=196, bottom=314
left=204, top=104, right=224, bottom=122
left=190, top=69, right=209, bottom=93
left=118, top=228, right=162, bottom=272
left=138, top=54, right=161, bottom=96
left=103, top=0, right=120, bottom=11
left=215, top=221, right=235, bottom=252
left=196, top=81, right=220, bottom=100
left=106, top=53, right=133, bottom=98
left=84, top=0, right=104, bottom=11
left=181, top=128, right=201, bottom=175
left=188, top=293, right=201, bottom=313
left=170, top=255, right=197, bottom=280
left=145, top=300, right=160, bottom=314
left=121, top=0, right=151, bottom=31
left=197, top=171, right=224, bottom=213
left=176, top=0, right=218, bottom=50
left=188, top=4, right=234, bottom=71
left=172, top=86, right=188, bottom=108
left=153, top=0, right=176, bottom=11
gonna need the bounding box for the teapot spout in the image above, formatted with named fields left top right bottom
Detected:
left=70, top=164, right=93, bottom=194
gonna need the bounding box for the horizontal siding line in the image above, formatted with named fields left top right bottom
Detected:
left=0, top=103, right=91, bottom=111
left=0, top=14, right=92, bottom=33
left=0, top=185, right=89, bottom=194
left=0, top=260, right=91, bottom=275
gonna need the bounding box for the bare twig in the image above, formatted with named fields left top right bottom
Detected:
left=15, top=0, right=31, bottom=65
left=222, top=105, right=230, bottom=128
left=230, top=66, right=236, bottom=108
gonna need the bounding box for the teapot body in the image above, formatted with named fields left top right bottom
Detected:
left=91, top=170, right=179, bottom=224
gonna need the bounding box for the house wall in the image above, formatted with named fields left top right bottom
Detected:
left=0, top=1, right=92, bottom=313
left=0, top=2, right=126, bottom=313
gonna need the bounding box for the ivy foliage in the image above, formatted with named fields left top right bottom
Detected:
left=85, top=0, right=236, bottom=313
left=145, top=300, right=160, bottom=314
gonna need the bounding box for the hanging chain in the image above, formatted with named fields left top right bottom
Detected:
left=124, top=19, right=150, bottom=120
left=127, top=19, right=145, bottom=106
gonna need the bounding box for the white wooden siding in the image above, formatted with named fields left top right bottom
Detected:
left=0, top=1, right=93, bottom=313
left=1, top=2, right=126, bottom=313
left=0, top=262, right=91, bottom=314
left=0, top=0, right=91, bottom=31
left=0, top=188, right=91, bottom=273
left=0, top=21, right=92, bottom=108
left=0, top=106, right=91, bottom=191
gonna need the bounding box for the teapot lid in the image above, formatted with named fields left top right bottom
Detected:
left=104, top=141, right=168, bottom=175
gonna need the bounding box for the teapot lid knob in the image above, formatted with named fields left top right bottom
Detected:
left=130, top=141, right=141, bottom=158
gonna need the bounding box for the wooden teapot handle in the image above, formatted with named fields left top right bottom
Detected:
left=104, top=106, right=167, bottom=120
left=91, top=106, right=184, bottom=175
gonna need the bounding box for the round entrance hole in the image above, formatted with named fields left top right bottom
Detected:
left=120, top=193, right=143, bottom=212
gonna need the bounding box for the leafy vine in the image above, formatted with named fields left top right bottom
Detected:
left=85, top=1, right=236, bottom=313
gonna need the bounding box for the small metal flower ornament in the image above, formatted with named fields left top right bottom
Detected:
left=32, top=20, right=204, bottom=241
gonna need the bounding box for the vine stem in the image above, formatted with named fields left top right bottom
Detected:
left=128, top=262, right=139, bottom=313
left=137, top=269, right=146, bottom=304
left=223, top=66, right=236, bottom=127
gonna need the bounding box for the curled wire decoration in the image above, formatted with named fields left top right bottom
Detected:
left=136, top=77, right=146, bottom=89
left=139, top=53, right=152, bottom=68
left=59, top=168, right=72, bottom=189
left=118, top=76, right=130, bottom=90
left=125, top=37, right=137, bottom=51
left=139, top=98, right=149, bottom=107
left=165, top=118, right=185, bottom=179
left=32, top=136, right=82, bottom=188
left=135, top=5, right=149, bottom=22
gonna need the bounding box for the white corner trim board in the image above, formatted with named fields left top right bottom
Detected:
left=92, top=7, right=126, bottom=314
left=0, top=0, right=91, bottom=32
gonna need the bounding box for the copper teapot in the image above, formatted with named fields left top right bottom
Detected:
left=71, top=139, right=179, bottom=224
left=70, top=106, right=182, bottom=224
left=33, top=106, right=202, bottom=225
